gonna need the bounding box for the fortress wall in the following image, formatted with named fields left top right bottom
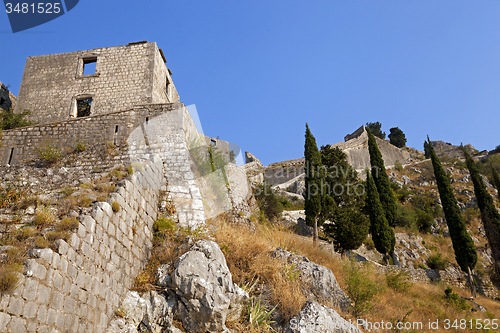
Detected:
left=0, top=103, right=206, bottom=228
left=0, top=157, right=164, bottom=333
left=151, top=48, right=180, bottom=104
left=264, top=164, right=305, bottom=186
left=14, top=42, right=178, bottom=125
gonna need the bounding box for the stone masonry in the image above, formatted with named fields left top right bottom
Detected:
left=0, top=156, right=164, bottom=333
left=0, top=43, right=253, bottom=332
left=14, top=42, right=179, bottom=125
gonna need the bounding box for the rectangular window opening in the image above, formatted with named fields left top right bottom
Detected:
left=145, top=117, right=149, bottom=124
left=77, top=98, right=92, bottom=117
left=115, top=125, right=119, bottom=133
left=166, top=77, right=170, bottom=95
left=8, top=148, right=14, bottom=165
left=83, top=58, right=97, bottom=75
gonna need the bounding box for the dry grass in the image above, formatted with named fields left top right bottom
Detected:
left=208, top=216, right=500, bottom=332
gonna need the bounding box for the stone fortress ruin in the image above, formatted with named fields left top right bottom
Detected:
left=0, top=42, right=253, bottom=332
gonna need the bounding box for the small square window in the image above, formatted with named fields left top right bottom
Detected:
left=82, top=57, right=97, bottom=75
left=77, top=98, right=92, bottom=117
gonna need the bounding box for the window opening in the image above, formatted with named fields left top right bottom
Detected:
left=145, top=117, right=149, bottom=124
left=211, top=140, right=216, bottom=146
left=115, top=125, right=119, bottom=133
left=82, top=58, right=97, bottom=75
left=77, top=98, right=92, bottom=117
left=8, top=148, right=14, bottom=165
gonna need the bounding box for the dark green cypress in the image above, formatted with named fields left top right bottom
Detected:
left=367, top=129, right=397, bottom=227
left=428, top=137, right=477, bottom=273
left=320, top=145, right=368, bottom=253
left=366, top=171, right=395, bottom=259
left=304, top=123, right=323, bottom=245
left=464, top=148, right=500, bottom=276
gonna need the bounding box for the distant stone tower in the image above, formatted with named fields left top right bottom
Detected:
left=14, top=41, right=179, bottom=124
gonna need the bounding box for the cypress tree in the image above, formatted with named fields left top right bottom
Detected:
left=428, top=137, right=477, bottom=295
left=366, top=171, right=395, bottom=263
left=320, top=145, right=369, bottom=253
left=491, top=166, right=500, bottom=195
left=304, top=123, right=324, bottom=245
left=367, top=129, right=397, bottom=227
left=464, top=148, right=500, bottom=277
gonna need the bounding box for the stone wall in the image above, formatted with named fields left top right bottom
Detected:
left=0, top=156, right=165, bottom=333
left=14, top=42, right=178, bottom=125
left=0, top=103, right=207, bottom=228
left=151, top=47, right=179, bottom=105
left=263, top=164, right=305, bottom=186
left=332, top=126, right=411, bottom=171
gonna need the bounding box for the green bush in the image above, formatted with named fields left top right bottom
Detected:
left=386, top=269, right=412, bottom=293
left=343, top=260, right=381, bottom=317
left=75, top=140, right=86, bottom=152
left=154, top=217, right=177, bottom=234
left=416, top=210, right=434, bottom=234
left=253, top=182, right=284, bottom=221
left=427, top=253, right=448, bottom=270
left=37, top=143, right=62, bottom=165
left=394, top=203, right=417, bottom=229
left=444, top=286, right=470, bottom=311
left=0, top=108, right=36, bottom=130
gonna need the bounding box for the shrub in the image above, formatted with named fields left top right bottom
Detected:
left=246, top=297, right=275, bottom=330
left=57, top=217, right=79, bottom=231
left=127, top=164, right=134, bottom=174
left=154, top=217, right=177, bottom=234
left=46, top=230, right=69, bottom=242
left=0, top=183, right=29, bottom=209
left=427, top=253, right=448, bottom=270
left=37, top=143, right=61, bottom=165
left=253, top=182, right=284, bottom=221
left=16, top=226, right=36, bottom=241
left=386, top=269, right=412, bottom=293
left=0, top=108, right=36, bottom=130
left=444, top=286, right=470, bottom=311
left=111, top=169, right=126, bottom=179
left=395, top=162, right=404, bottom=172
left=394, top=203, right=417, bottom=229
left=112, top=202, right=121, bottom=213
left=0, top=266, right=21, bottom=294
left=60, top=186, right=76, bottom=198
left=463, top=207, right=480, bottom=225
left=74, top=140, right=86, bottom=152
left=78, top=196, right=92, bottom=207
left=416, top=210, right=434, bottom=234
left=34, top=236, right=49, bottom=248
left=343, top=260, right=380, bottom=317
left=33, top=205, right=56, bottom=228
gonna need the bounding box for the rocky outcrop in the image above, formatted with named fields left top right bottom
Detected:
left=106, top=291, right=178, bottom=333
left=272, top=248, right=350, bottom=310
left=171, top=240, right=248, bottom=332
left=107, top=240, right=249, bottom=333
left=285, top=300, right=363, bottom=333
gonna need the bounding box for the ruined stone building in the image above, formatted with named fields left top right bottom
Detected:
left=14, top=41, right=179, bottom=124
left=0, top=42, right=252, bottom=333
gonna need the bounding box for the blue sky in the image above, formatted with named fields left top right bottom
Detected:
left=1, top=1, right=500, bottom=166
